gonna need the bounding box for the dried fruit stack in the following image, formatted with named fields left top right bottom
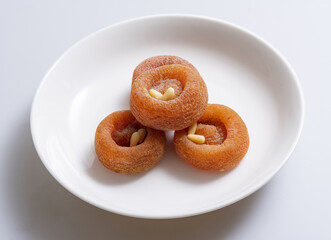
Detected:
left=95, top=55, right=249, bottom=174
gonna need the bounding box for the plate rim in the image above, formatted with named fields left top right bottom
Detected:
left=30, top=14, right=305, bottom=219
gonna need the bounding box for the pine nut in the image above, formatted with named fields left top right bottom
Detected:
left=137, top=128, right=147, bottom=143
left=160, top=87, right=175, bottom=101
left=130, top=131, right=140, bottom=147
left=187, top=134, right=205, bottom=144
left=188, top=122, right=197, bottom=135
left=149, top=89, right=163, bottom=99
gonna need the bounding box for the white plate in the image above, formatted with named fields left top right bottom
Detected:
left=31, top=15, right=304, bottom=219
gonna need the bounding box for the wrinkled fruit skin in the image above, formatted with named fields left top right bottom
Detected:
left=130, top=64, right=208, bottom=131
left=95, top=110, right=166, bottom=174
left=132, top=55, right=198, bottom=83
left=174, top=104, right=249, bottom=171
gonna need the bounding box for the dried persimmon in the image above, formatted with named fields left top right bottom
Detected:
left=130, top=64, right=208, bottom=131
left=174, top=104, right=249, bottom=171
left=132, top=55, right=198, bottom=82
left=95, top=110, right=166, bottom=174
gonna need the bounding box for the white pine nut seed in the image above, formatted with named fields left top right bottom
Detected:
left=137, top=128, right=147, bottom=143
left=187, top=134, right=205, bottom=144
left=149, top=89, right=163, bottom=99
left=160, top=87, right=175, bottom=101
left=130, top=131, right=140, bottom=147
left=188, top=122, right=197, bottom=135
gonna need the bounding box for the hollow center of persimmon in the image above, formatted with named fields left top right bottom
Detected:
left=195, top=123, right=227, bottom=145
left=112, top=121, right=145, bottom=147
left=150, top=78, right=182, bottom=98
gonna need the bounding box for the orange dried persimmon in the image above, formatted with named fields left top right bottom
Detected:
left=132, top=55, right=198, bottom=82
left=174, top=104, right=249, bottom=171
left=130, top=64, right=208, bottom=131
left=95, top=110, right=166, bottom=174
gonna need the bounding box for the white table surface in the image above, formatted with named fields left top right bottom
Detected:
left=1, top=0, right=330, bottom=239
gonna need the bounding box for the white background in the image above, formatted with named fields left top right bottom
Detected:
left=1, top=0, right=330, bottom=239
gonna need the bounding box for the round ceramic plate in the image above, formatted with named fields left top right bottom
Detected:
left=31, top=15, right=304, bottom=219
